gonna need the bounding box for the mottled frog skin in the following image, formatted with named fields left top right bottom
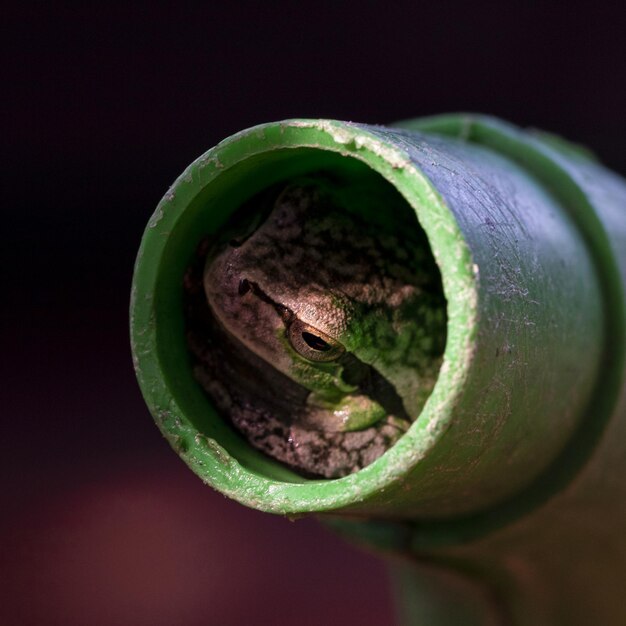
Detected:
left=185, top=177, right=446, bottom=478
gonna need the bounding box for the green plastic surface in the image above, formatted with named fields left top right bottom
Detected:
left=131, top=115, right=626, bottom=624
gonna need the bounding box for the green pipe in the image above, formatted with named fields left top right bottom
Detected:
left=131, top=114, right=626, bottom=625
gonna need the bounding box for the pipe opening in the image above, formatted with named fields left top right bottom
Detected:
left=178, top=152, right=447, bottom=479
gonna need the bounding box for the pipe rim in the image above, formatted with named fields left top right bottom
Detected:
left=130, top=119, right=477, bottom=514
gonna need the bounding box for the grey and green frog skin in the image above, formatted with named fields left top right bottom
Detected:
left=185, top=175, right=447, bottom=478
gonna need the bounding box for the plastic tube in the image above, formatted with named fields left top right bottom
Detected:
left=131, top=114, right=626, bottom=625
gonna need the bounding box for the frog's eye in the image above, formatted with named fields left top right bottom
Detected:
left=288, top=320, right=345, bottom=362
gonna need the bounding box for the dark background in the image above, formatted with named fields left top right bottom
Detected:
left=3, top=4, right=626, bottom=625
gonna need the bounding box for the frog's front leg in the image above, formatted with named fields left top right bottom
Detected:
left=305, top=392, right=388, bottom=432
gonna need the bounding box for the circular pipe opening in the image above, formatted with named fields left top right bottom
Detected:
left=131, top=120, right=476, bottom=514
left=183, top=164, right=447, bottom=479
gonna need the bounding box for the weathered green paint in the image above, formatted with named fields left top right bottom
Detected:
left=131, top=115, right=626, bottom=624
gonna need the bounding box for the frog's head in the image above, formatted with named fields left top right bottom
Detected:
left=202, top=180, right=445, bottom=435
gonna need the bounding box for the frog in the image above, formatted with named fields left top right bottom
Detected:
left=184, top=175, right=447, bottom=479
